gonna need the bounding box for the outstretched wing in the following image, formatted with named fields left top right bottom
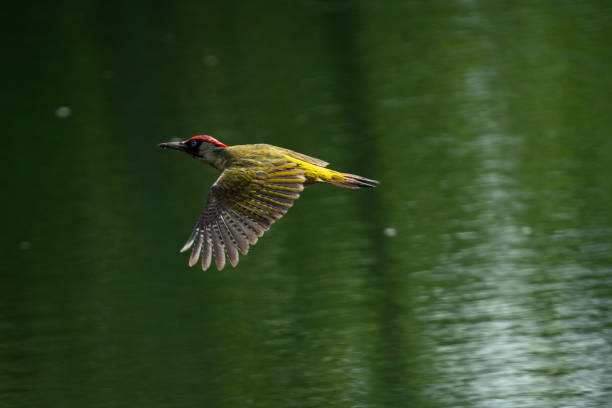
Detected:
left=181, top=162, right=306, bottom=270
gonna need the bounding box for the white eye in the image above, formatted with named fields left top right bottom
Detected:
left=190, top=140, right=198, bottom=147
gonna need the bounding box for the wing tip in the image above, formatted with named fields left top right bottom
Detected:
left=201, top=252, right=212, bottom=271
left=215, top=257, right=226, bottom=270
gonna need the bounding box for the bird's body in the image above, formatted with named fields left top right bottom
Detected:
left=159, top=135, right=379, bottom=270
left=202, top=143, right=374, bottom=188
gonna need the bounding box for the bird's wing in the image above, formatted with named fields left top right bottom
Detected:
left=271, top=146, right=329, bottom=167
left=181, top=162, right=306, bottom=271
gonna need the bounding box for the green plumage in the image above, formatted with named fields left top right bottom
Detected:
left=159, top=136, right=378, bottom=270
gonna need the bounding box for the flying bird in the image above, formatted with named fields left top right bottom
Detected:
left=159, top=135, right=379, bottom=270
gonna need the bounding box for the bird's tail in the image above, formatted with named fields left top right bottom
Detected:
left=324, top=169, right=379, bottom=189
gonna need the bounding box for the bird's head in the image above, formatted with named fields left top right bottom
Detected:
left=159, top=135, right=229, bottom=169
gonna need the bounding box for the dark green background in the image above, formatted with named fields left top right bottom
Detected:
left=2, top=1, right=612, bottom=407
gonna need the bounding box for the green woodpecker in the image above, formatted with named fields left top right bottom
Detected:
left=159, top=135, right=379, bottom=271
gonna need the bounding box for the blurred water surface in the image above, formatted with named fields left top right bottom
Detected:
left=2, top=1, right=612, bottom=407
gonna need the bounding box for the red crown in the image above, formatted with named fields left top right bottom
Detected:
left=186, top=135, right=228, bottom=148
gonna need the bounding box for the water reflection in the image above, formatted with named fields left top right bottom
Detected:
left=412, top=39, right=612, bottom=407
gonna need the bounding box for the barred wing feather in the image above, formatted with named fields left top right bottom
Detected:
left=181, top=163, right=305, bottom=270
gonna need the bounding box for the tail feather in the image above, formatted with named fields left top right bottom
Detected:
left=329, top=172, right=380, bottom=189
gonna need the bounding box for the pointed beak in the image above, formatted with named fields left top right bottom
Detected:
left=158, top=141, right=185, bottom=151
